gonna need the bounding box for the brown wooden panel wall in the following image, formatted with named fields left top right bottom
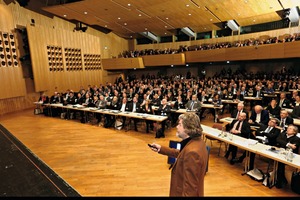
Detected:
left=102, top=57, right=144, bottom=70
left=185, top=49, right=226, bottom=63
left=142, top=53, right=185, bottom=66
left=0, top=2, right=130, bottom=115
left=284, top=41, right=300, bottom=58
left=0, top=4, right=26, bottom=100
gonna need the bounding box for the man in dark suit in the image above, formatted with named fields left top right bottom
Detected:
left=251, top=85, right=263, bottom=107
left=128, top=96, right=140, bottom=131
left=185, top=95, right=202, bottom=111
left=277, top=109, right=294, bottom=132
left=185, top=94, right=202, bottom=118
left=256, top=118, right=281, bottom=146
left=231, top=102, right=249, bottom=120
left=275, top=125, right=300, bottom=188
left=156, top=98, right=171, bottom=138
left=248, top=105, right=270, bottom=126
left=149, top=112, right=208, bottom=196
left=277, top=92, right=291, bottom=109
left=224, top=112, right=252, bottom=165
left=119, top=97, right=132, bottom=129
left=291, top=105, right=300, bottom=119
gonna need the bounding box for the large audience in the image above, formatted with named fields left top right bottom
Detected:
left=37, top=65, right=300, bottom=189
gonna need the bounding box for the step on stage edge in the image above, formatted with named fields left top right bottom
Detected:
left=0, top=124, right=81, bottom=197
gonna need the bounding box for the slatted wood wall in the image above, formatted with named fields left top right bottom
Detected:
left=0, top=1, right=130, bottom=115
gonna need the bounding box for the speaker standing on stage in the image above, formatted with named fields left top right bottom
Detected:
left=149, top=113, right=208, bottom=197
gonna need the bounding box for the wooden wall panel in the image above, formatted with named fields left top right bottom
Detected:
left=284, top=41, right=300, bottom=58
left=269, top=43, right=285, bottom=58
left=225, top=46, right=258, bottom=60
left=102, top=57, right=144, bottom=70
left=142, top=53, right=185, bottom=66
left=0, top=3, right=26, bottom=100
left=185, top=49, right=226, bottom=63
left=0, top=1, right=130, bottom=115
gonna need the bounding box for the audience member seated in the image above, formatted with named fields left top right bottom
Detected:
left=104, top=96, right=120, bottom=128
left=276, top=109, right=294, bottom=132
left=38, top=92, right=49, bottom=115
left=140, top=99, right=154, bottom=133
left=185, top=94, right=202, bottom=118
left=291, top=105, right=300, bottom=119
left=96, top=95, right=107, bottom=125
left=265, top=98, right=281, bottom=119
left=255, top=118, right=281, bottom=146
left=275, top=125, right=300, bottom=189
left=248, top=105, right=270, bottom=127
left=277, top=92, right=291, bottom=109
left=210, top=93, right=222, bottom=121
left=224, top=112, right=252, bottom=166
left=155, top=98, right=171, bottom=138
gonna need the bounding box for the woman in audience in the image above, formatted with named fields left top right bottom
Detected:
left=140, top=99, right=154, bottom=133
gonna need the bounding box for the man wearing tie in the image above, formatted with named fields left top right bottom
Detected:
left=224, top=112, right=252, bottom=165
left=277, top=109, right=294, bottom=132
left=185, top=95, right=202, bottom=117
left=256, top=118, right=281, bottom=146
left=129, top=97, right=140, bottom=131
left=231, top=102, right=249, bottom=119
left=277, top=92, right=291, bottom=109
left=275, top=125, right=300, bottom=188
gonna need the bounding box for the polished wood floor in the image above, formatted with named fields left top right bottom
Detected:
left=0, top=108, right=299, bottom=197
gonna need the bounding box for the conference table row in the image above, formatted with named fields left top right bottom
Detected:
left=201, top=124, right=300, bottom=187
left=35, top=102, right=168, bottom=131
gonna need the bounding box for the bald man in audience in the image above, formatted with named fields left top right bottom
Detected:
left=248, top=105, right=270, bottom=126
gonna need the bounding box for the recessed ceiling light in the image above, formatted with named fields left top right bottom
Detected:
left=84, top=11, right=87, bottom=15
left=165, top=26, right=168, bottom=28
left=166, top=17, right=169, bottom=20
left=128, top=3, right=131, bottom=6
left=188, top=13, right=191, bottom=16
left=138, top=14, right=142, bottom=17
left=165, top=32, right=167, bottom=35
left=253, top=19, right=256, bottom=22
left=105, top=25, right=107, bottom=27
left=130, top=36, right=132, bottom=38
left=63, top=14, right=67, bottom=17
left=118, top=17, right=121, bottom=20
left=186, top=4, right=190, bottom=7
left=145, top=28, right=148, bottom=30
left=124, top=23, right=127, bottom=25
left=210, top=19, right=213, bottom=21
left=204, top=27, right=206, bottom=29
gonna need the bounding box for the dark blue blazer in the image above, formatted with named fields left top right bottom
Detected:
left=249, top=109, right=270, bottom=125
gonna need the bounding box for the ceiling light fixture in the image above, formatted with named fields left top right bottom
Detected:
left=110, top=0, right=131, bottom=11
left=156, top=16, right=175, bottom=29
left=136, top=8, right=152, bottom=18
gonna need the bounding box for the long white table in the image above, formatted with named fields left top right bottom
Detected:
left=36, top=103, right=168, bottom=133
left=201, top=124, right=300, bottom=187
